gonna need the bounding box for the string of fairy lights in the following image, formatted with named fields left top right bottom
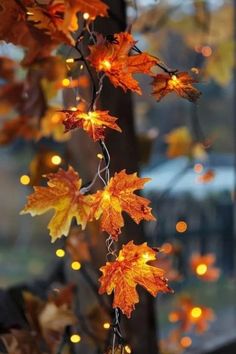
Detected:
left=16, top=4, right=218, bottom=354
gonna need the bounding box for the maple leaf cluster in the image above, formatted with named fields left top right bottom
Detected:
left=21, top=167, right=155, bottom=242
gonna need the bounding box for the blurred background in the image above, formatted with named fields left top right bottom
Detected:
left=0, top=0, right=235, bottom=354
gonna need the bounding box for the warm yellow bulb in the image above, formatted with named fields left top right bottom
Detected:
left=103, top=322, right=110, bottom=329
left=71, top=261, right=81, bottom=270
left=125, top=345, right=132, bottom=353
left=180, top=336, right=192, bottom=348
left=99, top=60, right=112, bottom=71
left=176, top=221, right=188, bottom=233
left=51, top=155, right=62, bottom=165
left=83, top=12, right=90, bottom=20
left=20, top=175, right=30, bottom=185
left=191, top=307, right=202, bottom=319
left=56, top=249, right=65, bottom=258
left=97, top=153, right=104, bottom=160
left=62, top=78, right=70, bottom=87
left=70, top=334, right=81, bottom=343
left=66, top=58, right=74, bottom=64
left=103, top=191, right=111, bottom=201
left=196, top=263, right=208, bottom=276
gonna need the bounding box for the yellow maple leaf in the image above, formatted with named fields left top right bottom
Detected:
left=21, top=166, right=93, bottom=242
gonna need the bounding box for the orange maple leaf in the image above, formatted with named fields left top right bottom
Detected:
left=91, top=170, right=155, bottom=240
left=190, top=252, right=220, bottom=281
left=63, top=0, right=109, bottom=31
left=21, top=166, right=93, bottom=242
left=169, top=296, right=215, bottom=334
left=99, top=241, right=172, bottom=317
left=152, top=72, right=201, bottom=102
left=62, top=109, right=121, bottom=141
left=88, top=32, right=158, bottom=94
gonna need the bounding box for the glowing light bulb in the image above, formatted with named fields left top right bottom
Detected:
left=20, top=175, right=30, bottom=185
left=176, top=221, right=188, bottom=233
left=80, top=64, right=84, bottom=70
left=125, top=345, right=132, bottom=353
left=51, top=155, right=62, bottom=166
left=99, top=60, right=112, bottom=71
left=180, top=336, right=192, bottom=348
left=97, top=153, right=104, bottom=160
left=66, top=58, right=74, bottom=63
left=62, top=78, right=70, bottom=87
left=191, top=307, right=202, bottom=319
left=56, top=249, right=65, bottom=258
left=103, top=191, right=111, bottom=201
left=103, top=322, right=110, bottom=329
left=196, top=263, right=208, bottom=275
left=83, top=12, right=90, bottom=20
left=194, top=163, right=203, bottom=174
left=168, top=312, right=179, bottom=323
left=201, top=46, right=212, bottom=57
left=71, top=261, right=81, bottom=270
left=70, top=334, right=81, bottom=343
left=70, top=106, right=77, bottom=111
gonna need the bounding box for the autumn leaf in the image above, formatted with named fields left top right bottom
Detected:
left=26, top=2, right=75, bottom=46
left=62, top=109, right=121, bottom=141
left=0, top=0, right=59, bottom=65
left=99, top=241, right=172, bottom=317
left=40, top=108, right=71, bottom=142
left=91, top=170, right=155, bottom=240
left=190, top=252, right=220, bottom=281
left=0, top=330, right=42, bottom=354
left=63, top=0, right=109, bottom=31
left=169, top=296, right=215, bottom=334
left=197, top=169, right=215, bottom=183
left=66, top=227, right=91, bottom=262
left=152, top=72, right=201, bottom=102
left=165, top=126, right=207, bottom=159
left=88, top=32, right=158, bottom=94
left=0, top=116, right=40, bottom=145
left=23, top=285, right=77, bottom=353
left=21, top=166, right=93, bottom=242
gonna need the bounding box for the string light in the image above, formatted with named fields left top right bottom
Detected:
left=194, top=163, right=203, bottom=174
left=62, top=78, right=70, bottom=87
left=180, top=336, right=192, bottom=348
left=191, top=307, right=202, bottom=319
left=20, top=175, right=30, bottom=185
left=124, top=345, right=132, bottom=353
left=201, top=46, right=212, bottom=57
left=97, top=153, right=104, bottom=160
left=66, top=58, right=75, bottom=64
left=70, top=334, right=81, bottom=343
left=196, top=263, right=208, bottom=275
left=51, top=155, right=62, bottom=165
left=80, top=64, right=84, bottom=70
left=176, top=221, right=188, bottom=233
left=55, top=249, right=65, bottom=258
left=70, top=106, right=77, bottom=111
left=71, top=261, right=81, bottom=270
left=83, top=12, right=90, bottom=20
left=103, top=322, right=110, bottom=329
left=161, top=242, right=173, bottom=254
left=168, top=312, right=179, bottom=323
left=99, top=60, right=112, bottom=71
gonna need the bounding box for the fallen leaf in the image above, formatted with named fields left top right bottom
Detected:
left=91, top=170, right=155, bottom=240
left=99, top=241, right=172, bottom=317
left=21, top=166, right=93, bottom=242
left=152, top=72, right=201, bottom=102
left=88, top=32, right=158, bottom=94
left=62, top=109, right=121, bottom=141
